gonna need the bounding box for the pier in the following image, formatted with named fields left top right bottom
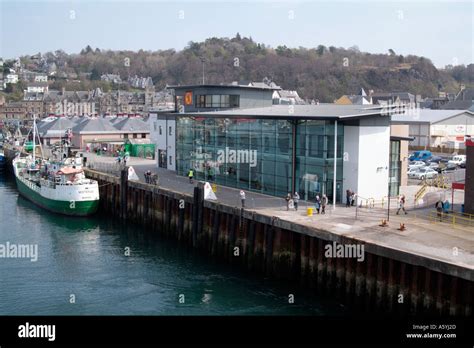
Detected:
left=84, top=165, right=473, bottom=316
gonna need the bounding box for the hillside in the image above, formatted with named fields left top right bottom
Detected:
left=17, top=35, right=473, bottom=102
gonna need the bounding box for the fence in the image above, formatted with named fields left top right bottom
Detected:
left=87, top=162, right=123, bottom=176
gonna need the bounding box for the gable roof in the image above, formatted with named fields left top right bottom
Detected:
left=72, top=117, right=118, bottom=133
left=113, top=117, right=150, bottom=132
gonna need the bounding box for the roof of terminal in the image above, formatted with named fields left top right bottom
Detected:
left=178, top=104, right=402, bottom=120
left=167, top=83, right=281, bottom=91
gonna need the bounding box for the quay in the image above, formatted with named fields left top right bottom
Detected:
left=83, top=160, right=473, bottom=316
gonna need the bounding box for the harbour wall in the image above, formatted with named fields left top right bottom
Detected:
left=69, top=168, right=473, bottom=315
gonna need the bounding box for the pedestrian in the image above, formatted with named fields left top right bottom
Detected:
left=396, top=194, right=407, bottom=215
left=351, top=191, right=356, bottom=206
left=144, top=170, right=151, bottom=183
left=240, top=190, right=246, bottom=208
left=117, top=156, right=122, bottom=164
left=188, top=169, right=194, bottom=184
left=285, top=193, right=291, bottom=211
left=346, top=189, right=352, bottom=207
left=435, top=199, right=444, bottom=221
left=315, top=195, right=321, bottom=214
left=293, top=192, right=300, bottom=211
left=321, top=194, right=328, bottom=214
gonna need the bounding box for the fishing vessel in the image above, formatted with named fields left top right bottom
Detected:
left=12, top=116, right=99, bottom=216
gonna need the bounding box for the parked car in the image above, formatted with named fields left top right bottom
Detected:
left=439, top=162, right=458, bottom=172
left=408, top=161, right=426, bottom=170
left=426, top=156, right=449, bottom=164
left=407, top=167, right=422, bottom=178
left=409, top=150, right=432, bottom=161
left=409, top=167, right=438, bottom=180
left=460, top=160, right=466, bottom=168
left=448, top=155, right=466, bottom=166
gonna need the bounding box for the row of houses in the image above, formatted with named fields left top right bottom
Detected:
left=0, top=87, right=174, bottom=121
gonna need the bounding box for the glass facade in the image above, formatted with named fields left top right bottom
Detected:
left=389, top=140, right=401, bottom=196
left=295, top=120, right=344, bottom=202
left=176, top=116, right=344, bottom=201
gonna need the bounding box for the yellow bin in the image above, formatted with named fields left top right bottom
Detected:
left=307, top=207, right=313, bottom=216
left=212, top=183, right=217, bottom=192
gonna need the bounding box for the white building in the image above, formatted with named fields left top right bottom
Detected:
left=392, top=109, right=474, bottom=149
left=147, top=112, right=176, bottom=171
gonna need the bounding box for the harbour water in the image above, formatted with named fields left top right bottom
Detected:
left=0, top=173, right=348, bottom=315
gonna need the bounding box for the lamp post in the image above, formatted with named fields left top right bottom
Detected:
left=200, top=57, right=206, bottom=85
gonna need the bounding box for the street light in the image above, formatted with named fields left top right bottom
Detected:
left=199, top=57, right=206, bottom=85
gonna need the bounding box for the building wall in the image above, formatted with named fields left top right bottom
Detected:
left=342, top=126, right=360, bottom=196
left=148, top=113, right=176, bottom=170
left=175, top=87, right=274, bottom=113
left=357, top=119, right=390, bottom=201
left=73, top=133, right=123, bottom=149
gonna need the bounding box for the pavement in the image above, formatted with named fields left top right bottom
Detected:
left=82, top=152, right=474, bottom=274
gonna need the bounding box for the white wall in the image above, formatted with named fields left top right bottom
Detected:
left=343, top=119, right=390, bottom=202
left=343, top=126, right=360, bottom=196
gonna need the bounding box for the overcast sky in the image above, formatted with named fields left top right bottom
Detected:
left=1, top=0, right=472, bottom=68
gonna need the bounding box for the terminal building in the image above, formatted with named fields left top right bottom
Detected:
left=154, top=84, right=405, bottom=203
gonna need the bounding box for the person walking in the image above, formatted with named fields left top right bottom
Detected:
left=240, top=190, right=246, bottom=208
left=293, top=192, right=300, bottom=211
left=435, top=199, right=444, bottom=221
left=321, top=194, right=328, bottom=214
left=188, top=169, right=194, bottom=184
left=285, top=193, right=291, bottom=211
left=315, top=195, right=321, bottom=214
left=346, top=189, right=352, bottom=207
left=396, top=194, right=407, bottom=215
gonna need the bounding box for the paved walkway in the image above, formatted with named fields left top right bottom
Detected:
left=82, top=153, right=474, bottom=273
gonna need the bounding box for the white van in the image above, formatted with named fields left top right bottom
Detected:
left=448, top=155, right=466, bottom=166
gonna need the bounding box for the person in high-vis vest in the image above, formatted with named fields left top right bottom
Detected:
left=188, top=169, right=194, bottom=184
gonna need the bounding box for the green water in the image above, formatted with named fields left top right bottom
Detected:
left=0, top=173, right=348, bottom=315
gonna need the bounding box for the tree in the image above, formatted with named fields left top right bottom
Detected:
left=5, top=83, right=13, bottom=93
left=90, top=68, right=100, bottom=80
left=316, top=45, right=327, bottom=56
left=388, top=49, right=396, bottom=56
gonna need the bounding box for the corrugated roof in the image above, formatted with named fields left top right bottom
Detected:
left=391, top=109, right=474, bottom=124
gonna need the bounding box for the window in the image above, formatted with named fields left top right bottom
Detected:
left=169, top=126, right=173, bottom=136
left=169, top=156, right=173, bottom=166
left=229, top=95, right=239, bottom=107
left=153, top=122, right=157, bottom=131
left=195, top=94, right=240, bottom=108
left=124, top=133, right=128, bottom=139
left=133, top=133, right=137, bottom=139
left=141, top=133, right=146, bottom=138
left=159, top=125, right=162, bottom=135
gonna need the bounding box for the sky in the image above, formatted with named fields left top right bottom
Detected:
left=0, top=0, right=473, bottom=68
